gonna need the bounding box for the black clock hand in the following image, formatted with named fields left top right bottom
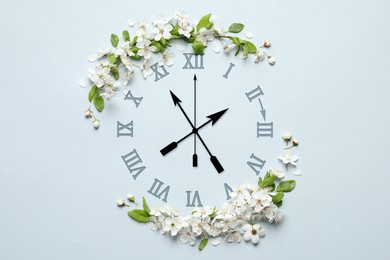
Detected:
left=160, top=108, right=228, bottom=173
left=193, top=74, right=198, bottom=167
left=170, top=91, right=196, bottom=129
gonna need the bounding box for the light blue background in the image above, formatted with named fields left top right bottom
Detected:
left=1, top=0, right=390, bottom=259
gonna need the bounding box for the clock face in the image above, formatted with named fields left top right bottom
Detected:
left=114, top=51, right=277, bottom=210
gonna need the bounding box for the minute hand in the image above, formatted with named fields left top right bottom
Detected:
left=169, top=91, right=195, bottom=129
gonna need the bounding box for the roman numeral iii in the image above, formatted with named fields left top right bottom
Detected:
left=257, top=122, right=273, bottom=138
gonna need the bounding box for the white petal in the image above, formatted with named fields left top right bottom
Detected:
left=251, top=235, right=259, bottom=244
left=243, top=232, right=251, bottom=241
left=88, top=54, right=98, bottom=63
left=244, top=31, right=253, bottom=39
left=127, top=19, right=135, bottom=27
left=211, top=238, right=221, bottom=246
left=293, top=169, right=302, bottom=176
left=78, top=79, right=88, bottom=88
left=176, top=42, right=186, bottom=52
left=213, top=44, right=221, bottom=53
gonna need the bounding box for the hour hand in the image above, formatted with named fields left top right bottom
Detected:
left=160, top=142, right=178, bottom=156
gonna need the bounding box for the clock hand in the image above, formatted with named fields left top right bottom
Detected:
left=169, top=91, right=196, bottom=129
left=160, top=108, right=228, bottom=174
left=193, top=74, right=198, bottom=167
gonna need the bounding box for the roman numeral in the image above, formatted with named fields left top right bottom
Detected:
left=186, top=191, right=203, bottom=207
left=121, top=149, right=146, bottom=180
left=124, top=90, right=143, bottom=108
left=148, top=178, right=170, bottom=202
left=257, top=122, right=273, bottom=138
left=224, top=183, right=233, bottom=200
left=151, top=63, right=169, bottom=82
left=245, top=85, right=264, bottom=102
left=223, top=62, right=235, bottom=79
left=182, top=53, right=204, bottom=69
left=117, top=121, right=133, bottom=137
left=247, top=153, right=266, bottom=176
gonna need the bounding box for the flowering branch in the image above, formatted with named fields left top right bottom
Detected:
left=80, top=12, right=275, bottom=129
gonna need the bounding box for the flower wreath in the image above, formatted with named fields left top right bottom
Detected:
left=80, top=12, right=302, bottom=251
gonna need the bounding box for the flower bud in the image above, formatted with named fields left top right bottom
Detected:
left=92, top=118, right=100, bottom=129
left=116, top=199, right=125, bottom=207
left=84, top=108, right=93, bottom=118
left=127, top=194, right=135, bottom=202
left=268, top=56, right=276, bottom=65
left=293, top=139, right=299, bottom=147
left=263, top=40, right=271, bottom=48
left=282, top=132, right=292, bottom=143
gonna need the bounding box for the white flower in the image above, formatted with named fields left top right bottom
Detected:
left=213, top=44, right=221, bottom=53
left=127, top=19, right=135, bottom=27
left=92, top=118, right=100, bottom=129
left=223, top=44, right=236, bottom=54
left=268, top=56, right=276, bottom=65
left=216, top=27, right=226, bottom=36
left=157, top=50, right=175, bottom=66
left=116, top=199, right=125, bottom=207
left=254, top=51, right=265, bottom=63
left=249, top=189, right=272, bottom=212
left=190, top=216, right=211, bottom=236
left=270, top=168, right=284, bottom=178
left=153, top=14, right=170, bottom=26
left=100, top=86, right=117, bottom=100
left=88, top=63, right=113, bottom=88
left=141, top=60, right=153, bottom=79
left=88, top=48, right=111, bottom=63
left=242, top=224, right=265, bottom=244
left=211, top=238, right=221, bottom=246
left=161, top=205, right=179, bottom=217
left=193, top=206, right=213, bottom=219
left=244, top=31, right=253, bottom=39
left=163, top=216, right=186, bottom=236
left=150, top=215, right=166, bottom=234
left=136, top=38, right=157, bottom=60
left=179, top=227, right=196, bottom=245
left=279, top=153, right=299, bottom=167
left=177, top=20, right=192, bottom=38
left=282, top=132, right=293, bottom=142
left=174, top=11, right=189, bottom=22
left=117, top=41, right=135, bottom=61
left=153, top=23, right=173, bottom=41
left=225, top=230, right=242, bottom=243
left=197, top=28, right=215, bottom=45
left=136, top=21, right=151, bottom=39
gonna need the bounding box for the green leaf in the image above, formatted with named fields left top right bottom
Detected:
left=110, top=67, right=119, bottom=80
left=268, top=183, right=276, bottom=192
left=88, top=85, right=99, bottom=103
left=93, top=95, right=104, bottom=112
left=108, top=53, right=117, bottom=64
left=122, top=30, right=130, bottom=42
left=234, top=44, right=241, bottom=56
left=110, top=34, right=119, bottom=47
left=198, top=238, right=208, bottom=251
left=130, top=36, right=138, bottom=47
left=230, top=36, right=241, bottom=45
left=142, top=197, right=151, bottom=214
left=197, top=13, right=214, bottom=32
left=128, top=209, right=150, bottom=223
left=192, top=41, right=205, bottom=55
left=276, top=180, right=296, bottom=193
left=244, top=41, right=257, bottom=54
left=150, top=41, right=164, bottom=52
left=261, top=172, right=278, bottom=188
left=228, top=23, right=245, bottom=33
left=274, top=200, right=283, bottom=207
left=258, top=177, right=263, bottom=187
left=272, top=192, right=284, bottom=204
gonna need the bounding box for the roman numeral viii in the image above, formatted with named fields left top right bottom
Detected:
left=121, top=149, right=146, bottom=180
